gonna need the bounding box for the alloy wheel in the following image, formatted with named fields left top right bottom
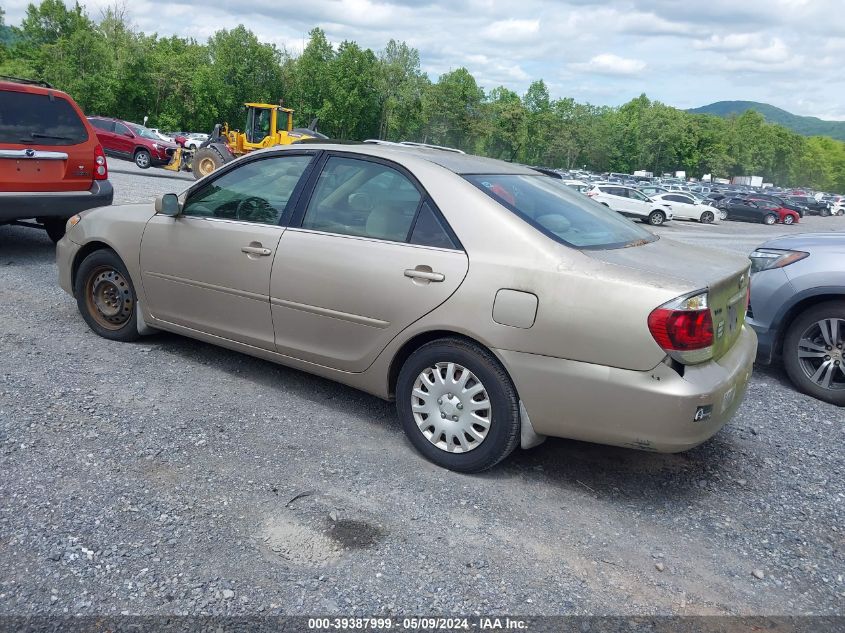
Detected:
left=411, top=362, right=492, bottom=453
left=797, top=318, right=845, bottom=391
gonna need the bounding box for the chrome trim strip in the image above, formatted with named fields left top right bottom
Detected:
left=145, top=271, right=267, bottom=303
left=270, top=297, right=389, bottom=329
left=0, top=149, right=69, bottom=160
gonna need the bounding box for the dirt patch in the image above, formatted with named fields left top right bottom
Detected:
left=259, top=515, right=342, bottom=566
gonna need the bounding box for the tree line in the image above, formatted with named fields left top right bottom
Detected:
left=2, top=0, right=844, bottom=192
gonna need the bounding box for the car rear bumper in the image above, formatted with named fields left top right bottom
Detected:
left=497, top=325, right=757, bottom=453
left=0, top=180, right=113, bottom=222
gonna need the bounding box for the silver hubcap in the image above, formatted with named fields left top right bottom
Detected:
left=798, top=318, right=845, bottom=391
left=137, top=153, right=149, bottom=167
left=411, top=362, right=491, bottom=453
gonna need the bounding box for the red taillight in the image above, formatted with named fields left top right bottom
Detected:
left=94, top=144, right=108, bottom=180
left=648, top=291, right=713, bottom=364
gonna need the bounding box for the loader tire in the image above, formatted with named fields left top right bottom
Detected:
left=192, top=147, right=225, bottom=180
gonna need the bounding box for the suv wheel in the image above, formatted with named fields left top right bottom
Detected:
left=647, top=210, right=665, bottom=226
left=75, top=249, right=140, bottom=342
left=395, top=338, right=520, bottom=472
left=134, top=149, right=151, bottom=169
left=783, top=301, right=845, bottom=406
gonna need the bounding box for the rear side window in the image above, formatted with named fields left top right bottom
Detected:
left=89, top=118, right=114, bottom=132
left=409, top=202, right=457, bottom=249
left=0, top=91, right=88, bottom=146
left=467, top=174, right=656, bottom=250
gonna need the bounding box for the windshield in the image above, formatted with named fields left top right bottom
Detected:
left=466, top=174, right=657, bottom=249
left=128, top=124, right=160, bottom=140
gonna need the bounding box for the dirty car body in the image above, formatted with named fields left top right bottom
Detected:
left=56, top=144, right=756, bottom=471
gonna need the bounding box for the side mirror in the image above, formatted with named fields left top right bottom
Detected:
left=155, top=193, right=180, bottom=216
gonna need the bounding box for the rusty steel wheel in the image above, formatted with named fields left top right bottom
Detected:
left=75, top=250, right=140, bottom=342
left=84, top=266, right=135, bottom=330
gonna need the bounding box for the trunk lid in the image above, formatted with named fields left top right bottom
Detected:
left=587, top=236, right=750, bottom=361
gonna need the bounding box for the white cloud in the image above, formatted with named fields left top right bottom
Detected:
left=570, top=53, right=647, bottom=76
left=481, top=18, right=540, bottom=43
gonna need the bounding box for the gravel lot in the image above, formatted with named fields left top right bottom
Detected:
left=1, top=161, right=843, bottom=617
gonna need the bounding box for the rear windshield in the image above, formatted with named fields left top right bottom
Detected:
left=0, top=90, right=88, bottom=146
left=466, top=174, right=656, bottom=250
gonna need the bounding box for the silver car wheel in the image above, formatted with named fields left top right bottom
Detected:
left=411, top=362, right=492, bottom=453
left=797, top=318, right=845, bottom=391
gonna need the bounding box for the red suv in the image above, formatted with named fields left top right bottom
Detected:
left=0, top=77, right=113, bottom=242
left=87, top=116, right=177, bottom=169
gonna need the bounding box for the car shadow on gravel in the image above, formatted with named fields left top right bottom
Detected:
left=0, top=224, right=55, bottom=262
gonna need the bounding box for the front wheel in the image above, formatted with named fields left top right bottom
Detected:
left=648, top=210, right=666, bottom=226
left=700, top=210, right=715, bottom=224
left=134, top=149, right=151, bottom=169
left=782, top=302, right=845, bottom=406
left=763, top=214, right=777, bottom=225
left=783, top=214, right=795, bottom=225
left=395, top=338, right=520, bottom=472
left=74, top=249, right=140, bottom=342
left=192, top=147, right=225, bottom=180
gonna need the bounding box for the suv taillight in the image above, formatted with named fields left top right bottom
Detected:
left=94, top=144, right=108, bottom=180
left=647, top=291, right=713, bottom=364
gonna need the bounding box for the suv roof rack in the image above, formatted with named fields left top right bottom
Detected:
left=0, top=76, right=54, bottom=89
left=362, top=140, right=465, bottom=154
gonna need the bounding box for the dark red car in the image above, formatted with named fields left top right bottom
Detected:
left=87, top=116, right=177, bottom=169
left=747, top=198, right=800, bottom=225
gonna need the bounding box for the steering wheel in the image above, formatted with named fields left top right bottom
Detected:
left=235, top=196, right=267, bottom=222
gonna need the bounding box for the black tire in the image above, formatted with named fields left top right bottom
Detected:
left=820, top=207, right=831, bottom=217
left=700, top=210, right=714, bottom=224
left=134, top=149, right=151, bottom=169
left=783, top=214, right=795, bottom=225
left=763, top=213, right=777, bottom=225
left=782, top=301, right=845, bottom=406
left=192, top=146, right=225, bottom=180
left=74, top=249, right=140, bottom=342
left=395, top=338, right=520, bottom=473
left=648, top=210, right=665, bottom=226
left=43, top=218, right=66, bottom=243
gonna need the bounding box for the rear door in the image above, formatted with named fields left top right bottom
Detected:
left=270, top=153, right=469, bottom=372
left=0, top=87, right=93, bottom=192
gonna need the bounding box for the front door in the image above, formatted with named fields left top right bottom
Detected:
left=270, top=154, right=469, bottom=372
left=139, top=152, right=315, bottom=349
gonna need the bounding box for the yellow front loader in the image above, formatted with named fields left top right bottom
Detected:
left=190, top=103, right=326, bottom=179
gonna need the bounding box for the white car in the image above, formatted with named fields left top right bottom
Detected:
left=650, top=193, right=720, bottom=224
left=147, top=128, right=174, bottom=143
left=587, top=184, right=674, bottom=226
left=830, top=200, right=845, bottom=216
left=183, top=133, right=209, bottom=150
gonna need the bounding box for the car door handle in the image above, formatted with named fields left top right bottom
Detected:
left=241, top=245, right=272, bottom=256
left=404, top=268, right=445, bottom=282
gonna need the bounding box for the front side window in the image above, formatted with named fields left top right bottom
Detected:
left=301, top=156, right=422, bottom=242
left=0, top=92, right=88, bottom=146
left=114, top=122, right=131, bottom=136
left=127, top=124, right=158, bottom=140
left=182, top=155, right=313, bottom=224
left=467, top=174, right=656, bottom=249
left=628, top=189, right=650, bottom=202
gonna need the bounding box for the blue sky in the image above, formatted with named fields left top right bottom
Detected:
left=5, top=0, right=845, bottom=119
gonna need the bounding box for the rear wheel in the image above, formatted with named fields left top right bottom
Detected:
left=134, top=149, right=151, bottom=169
left=719, top=209, right=728, bottom=221
left=763, top=214, right=777, bottom=225
left=396, top=338, right=520, bottom=473
left=647, top=210, right=666, bottom=226
left=783, top=302, right=845, bottom=406
left=74, top=249, right=140, bottom=342
left=820, top=207, right=831, bottom=217
left=700, top=210, right=715, bottom=224
left=43, top=218, right=66, bottom=243
left=192, top=147, right=225, bottom=180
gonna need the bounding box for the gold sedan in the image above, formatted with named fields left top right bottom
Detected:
left=57, top=143, right=756, bottom=472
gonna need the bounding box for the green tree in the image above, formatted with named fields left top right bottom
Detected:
left=320, top=41, right=381, bottom=140
left=377, top=39, right=428, bottom=141
left=423, top=68, right=484, bottom=151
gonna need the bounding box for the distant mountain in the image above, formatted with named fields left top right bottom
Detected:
left=688, top=101, right=845, bottom=141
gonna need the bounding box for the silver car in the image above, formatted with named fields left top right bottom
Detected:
left=749, top=233, right=845, bottom=405
left=56, top=143, right=756, bottom=471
